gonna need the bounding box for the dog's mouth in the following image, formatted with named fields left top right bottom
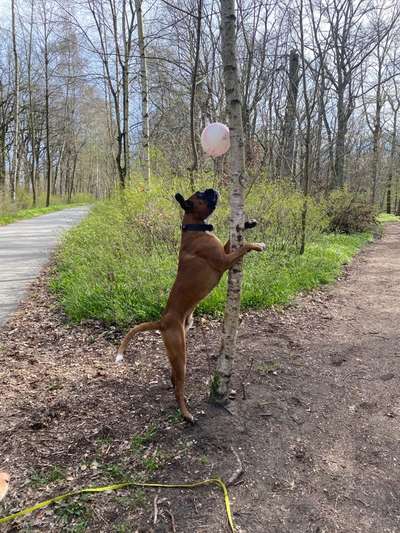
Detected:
left=195, top=189, right=219, bottom=212
left=175, top=189, right=219, bottom=214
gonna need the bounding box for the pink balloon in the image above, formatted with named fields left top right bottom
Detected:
left=201, top=122, right=230, bottom=157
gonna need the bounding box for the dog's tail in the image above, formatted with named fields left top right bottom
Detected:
left=115, top=320, right=162, bottom=364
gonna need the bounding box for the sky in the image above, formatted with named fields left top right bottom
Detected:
left=0, top=0, right=10, bottom=20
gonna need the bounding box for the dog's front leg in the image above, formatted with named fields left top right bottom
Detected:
left=215, top=242, right=265, bottom=272
left=224, top=220, right=258, bottom=253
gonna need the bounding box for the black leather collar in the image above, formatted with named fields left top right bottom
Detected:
left=181, top=223, right=213, bottom=232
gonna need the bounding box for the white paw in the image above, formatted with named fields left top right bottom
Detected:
left=256, top=242, right=266, bottom=251
left=115, top=353, right=124, bottom=364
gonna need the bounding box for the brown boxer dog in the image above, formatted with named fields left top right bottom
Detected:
left=116, top=189, right=265, bottom=422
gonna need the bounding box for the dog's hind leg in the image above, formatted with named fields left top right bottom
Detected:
left=161, top=321, right=194, bottom=423
left=185, top=312, right=194, bottom=334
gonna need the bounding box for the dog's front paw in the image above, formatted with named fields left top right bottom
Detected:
left=254, top=242, right=266, bottom=252
left=115, top=353, right=124, bottom=364
left=244, top=219, right=257, bottom=230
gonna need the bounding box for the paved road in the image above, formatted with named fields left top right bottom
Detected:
left=0, top=206, right=90, bottom=327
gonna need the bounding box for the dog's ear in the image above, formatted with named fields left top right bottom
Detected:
left=175, top=193, right=186, bottom=210
left=175, top=193, right=193, bottom=212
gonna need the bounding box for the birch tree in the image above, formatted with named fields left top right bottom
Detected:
left=188, top=0, right=203, bottom=184
left=135, top=0, right=150, bottom=187
left=210, top=0, right=246, bottom=404
left=10, top=0, right=20, bottom=202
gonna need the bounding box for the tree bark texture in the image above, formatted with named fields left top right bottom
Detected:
left=210, top=0, right=246, bottom=404
left=279, top=49, right=299, bottom=180
left=10, top=0, right=20, bottom=203
left=371, top=76, right=383, bottom=205
left=387, top=105, right=398, bottom=213
left=43, top=9, right=51, bottom=207
left=0, top=81, right=7, bottom=200
left=188, top=0, right=203, bottom=186
left=135, top=0, right=151, bottom=188
left=121, top=0, right=130, bottom=184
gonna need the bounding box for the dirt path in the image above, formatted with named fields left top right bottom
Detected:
left=0, top=206, right=90, bottom=327
left=0, top=223, right=399, bottom=532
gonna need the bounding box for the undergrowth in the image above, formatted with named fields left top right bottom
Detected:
left=376, top=212, right=400, bottom=223
left=52, top=178, right=373, bottom=326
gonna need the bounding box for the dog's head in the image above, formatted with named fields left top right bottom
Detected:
left=175, top=189, right=219, bottom=219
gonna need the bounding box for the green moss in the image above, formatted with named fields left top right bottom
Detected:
left=209, top=371, right=226, bottom=404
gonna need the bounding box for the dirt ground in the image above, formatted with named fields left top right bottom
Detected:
left=1, top=223, right=399, bottom=533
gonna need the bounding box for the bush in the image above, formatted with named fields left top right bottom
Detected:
left=326, top=189, right=377, bottom=234
left=52, top=178, right=371, bottom=326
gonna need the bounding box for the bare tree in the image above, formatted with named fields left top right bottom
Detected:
left=363, top=13, right=394, bottom=204
left=0, top=59, right=14, bottom=201
left=210, top=0, right=247, bottom=404
left=279, top=49, right=300, bottom=180
left=188, top=0, right=203, bottom=186
left=387, top=85, right=400, bottom=214
left=135, top=0, right=150, bottom=187
left=38, top=0, right=54, bottom=206
left=10, top=0, right=21, bottom=202
left=84, top=0, right=136, bottom=188
left=297, top=0, right=324, bottom=253
left=311, top=0, right=399, bottom=189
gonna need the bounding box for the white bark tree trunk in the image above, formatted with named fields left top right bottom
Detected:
left=135, top=0, right=150, bottom=188
left=210, top=0, right=246, bottom=404
left=10, top=0, right=20, bottom=203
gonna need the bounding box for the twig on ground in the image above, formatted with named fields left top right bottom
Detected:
left=192, top=496, right=199, bottom=514
left=241, top=381, right=247, bottom=400
left=153, top=495, right=159, bottom=525
left=166, top=509, right=177, bottom=533
left=227, top=446, right=244, bottom=486
left=241, top=357, right=254, bottom=400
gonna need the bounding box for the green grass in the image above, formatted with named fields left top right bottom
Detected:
left=130, top=425, right=158, bottom=452
left=29, top=466, right=66, bottom=488
left=99, top=463, right=126, bottom=481
left=377, top=212, right=400, bottom=223
left=0, top=204, right=87, bottom=226
left=55, top=497, right=92, bottom=531
left=52, top=181, right=373, bottom=326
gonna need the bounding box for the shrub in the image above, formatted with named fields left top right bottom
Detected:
left=52, top=178, right=370, bottom=326
left=326, top=188, right=377, bottom=234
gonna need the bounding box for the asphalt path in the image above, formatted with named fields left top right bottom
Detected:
left=0, top=206, right=90, bottom=327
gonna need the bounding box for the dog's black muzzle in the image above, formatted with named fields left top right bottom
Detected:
left=195, top=189, right=219, bottom=212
